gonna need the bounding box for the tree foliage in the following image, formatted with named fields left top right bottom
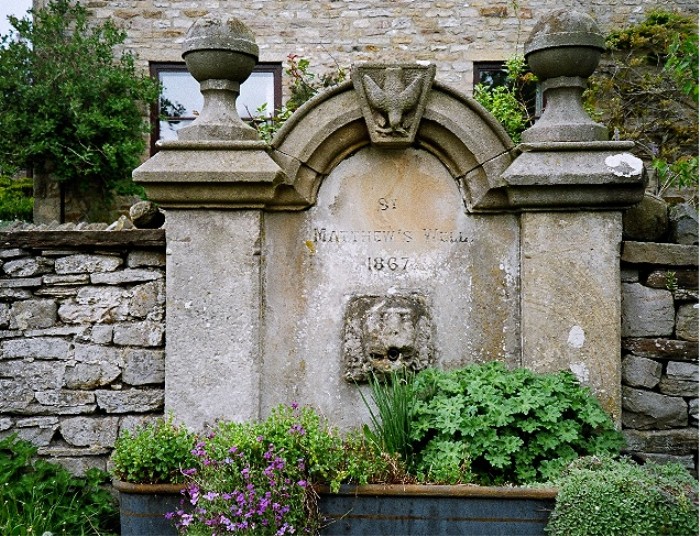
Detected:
left=585, top=10, right=698, bottom=195
left=0, top=0, right=160, bottom=198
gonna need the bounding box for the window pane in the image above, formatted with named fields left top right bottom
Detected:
left=238, top=71, right=276, bottom=119
left=159, top=71, right=202, bottom=119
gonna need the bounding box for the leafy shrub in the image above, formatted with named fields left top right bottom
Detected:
left=0, top=176, right=33, bottom=222
left=111, top=416, right=197, bottom=484
left=0, top=0, right=160, bottom=200
left=0, top=434, right=118, bottom=535
left=409, top=362, right=623, bottom=485
left=546, top=456, right=699, bottom=536
left=172, top=403, right=399, bottom=535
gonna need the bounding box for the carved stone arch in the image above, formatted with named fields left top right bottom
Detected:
left=268, top=76, right=516, bottom=211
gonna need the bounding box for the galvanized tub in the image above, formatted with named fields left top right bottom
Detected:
left=318, top=484, right=557, bottom=535
left=113, top=480, right=184, bottom=536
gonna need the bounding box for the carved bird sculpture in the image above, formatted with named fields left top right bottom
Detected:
left=362, top=67, right=423, bottom=136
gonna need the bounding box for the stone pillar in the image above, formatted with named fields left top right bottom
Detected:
left=133, top=14, right=286, bottom=429
left=500, top=10, right=646, bottom=422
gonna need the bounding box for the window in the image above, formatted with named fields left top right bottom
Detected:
left=150, top=62, right=282, bottom=151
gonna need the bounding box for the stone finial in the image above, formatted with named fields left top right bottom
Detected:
left=522, top=10, right=607, bottom=143
left=178, top=13, right=259, bottom=141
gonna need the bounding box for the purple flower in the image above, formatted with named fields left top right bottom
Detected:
left=289, top=423, right=306, bottom=436
left=290, top=401, right=299, bottom=410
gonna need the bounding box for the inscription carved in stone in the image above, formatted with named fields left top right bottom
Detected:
left=342, top=294, right=435, bottom=382
left=352, top=64, right=436, bottom=148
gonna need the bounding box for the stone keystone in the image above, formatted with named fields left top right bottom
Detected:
left=352, top=64, right=435, bottom=148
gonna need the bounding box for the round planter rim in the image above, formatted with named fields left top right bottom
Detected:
left=113, top=479, right=186, bottom=494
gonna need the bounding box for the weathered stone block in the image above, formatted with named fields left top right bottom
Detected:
left=658, top=377, right=697, bottom=397
left=113, top=321, right=164, bottom=347
left=91, top=324, right=113, bottom=344
left=123, top=349, right=165, bottom=385
left=0, top=248, right=27, bottom=259
left=44, top=454, right=107, bottom=476
left=73, top=343, right=124, bottom=366
left=622, top=193, right=667, bottom=242
left=54, top=254, right=122, bottom=274
left=25, top=326, right=88, bottom=338
left=622, top=337, right=698, bottom=361
left=129, top=281, right=165, bottom=319
left=14, top=416, right=59, bottom=447
left=42, top=274, right=91, bottom=286
left=0, top=380, right=34, bottom=411
left=58, top=287, right=130, bottom=324
left=621, top=242, right=699, bottom=266
left=127, top=250, right=166, bottom=267
left=90, top=268, right=163, bottom=285
left=95, top=389, right=164, bottom=413
left=633, top=452, right=696, bottom=470
left=3, top=257, right=54, bottom=278
left=34, top=391, right=96, bottom=415
left=1, top=337, right=72, bottom=360
left=0, top=360, right=65, bottom=390
left=666, top=361, right=699, bottom=382
left=623, top=428, right=698, bottom=455
left=621, top=355, right=661, bottom=389
left=0, top=418, right=12, bottom=431
left=0, top=277, right=42, bottom=288
left=622, top=386, right=687, bottom=429
left=0, top=303, right=9, bottom=328
left=689, top=399, right=698, bottom=424
left=64, top=362, right=121, bottom=389
left=621, top=283, right=675, bottom=337
left=620, top=269, right=638, bottom=283
left=676, top=303, right=698, bottom=342
left=669, top=202, right=699, bottom=245
left=645, top=270, right=698, bottom=290
left=60, top=416, right=120, bottom=447
left=9, top=299, right=58, bottom=330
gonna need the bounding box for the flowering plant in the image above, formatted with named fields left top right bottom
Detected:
left=169, top=403, right=400, bottom=535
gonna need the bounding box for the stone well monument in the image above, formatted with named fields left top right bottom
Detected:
left=134, top=10, right=646, bottom=430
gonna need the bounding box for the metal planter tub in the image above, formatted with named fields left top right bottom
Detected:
left=318, top=484, right=557, bottom=535
left=113, top=480, right=185, bottom=536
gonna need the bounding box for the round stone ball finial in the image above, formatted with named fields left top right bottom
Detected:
left=524, top=9, right=605, bottom=80
left=182, top=12, right=259, bottom=83
left=177, top=13, right=260, bottom=141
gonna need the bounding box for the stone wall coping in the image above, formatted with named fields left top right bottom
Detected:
left=622, top=241, right=699, bottom=266
left=0, top=230, right=165, bottom=249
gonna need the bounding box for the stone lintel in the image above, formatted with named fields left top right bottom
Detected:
left=493, top=141, right=646, bottom=211
left=133, top=140, right=305, bottom=209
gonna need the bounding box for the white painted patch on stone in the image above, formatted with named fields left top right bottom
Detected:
left=567, top=325, right=585, bottom=349
left=570, top=362, right=590, bottom=383
left=605, top=153, right=643, bottom=178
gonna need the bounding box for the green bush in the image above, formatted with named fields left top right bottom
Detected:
left=0, top=176, right=33, bottom=222
left=546, top=456, right=699, bottom=536
left=0, top=0, right=160, bottom=201
left=111, top=416, right=198, bottom=484
left=0, top=434, right=118, bottom=535
left=409, top=362, right=623, bottom=485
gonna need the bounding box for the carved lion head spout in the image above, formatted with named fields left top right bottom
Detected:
left=342, top=295, right=435, bottom=382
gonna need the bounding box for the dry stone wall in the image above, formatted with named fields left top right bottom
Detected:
left=0, top=231, right=166, bottom=475
left=620, top=240, right=698, bottom=472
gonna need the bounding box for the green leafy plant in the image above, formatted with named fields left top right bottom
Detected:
left=409, top=362, right=623, bottom=485
left=253, top=54, right=347, bottom=142
left=172, top=403, right=398, bottom=535
left=0, top=175, right=33, bottom=222
left=585, top=10, right=698, bottom=197
left=0, top=434, right=118, bottom=535
left=111, top=415, right=198, bottom=485
left=546, top=456, right=699, bottom=536
left=473, top=55, right=537, bottom=143
left=0, top=0, right=160, bottom=206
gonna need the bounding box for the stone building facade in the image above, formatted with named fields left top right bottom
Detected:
left=33, top=0, right=699, bottom=94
